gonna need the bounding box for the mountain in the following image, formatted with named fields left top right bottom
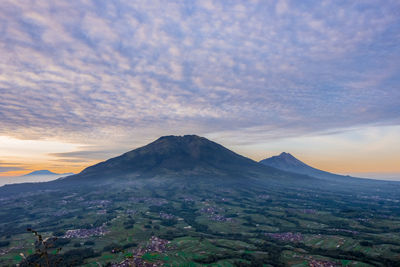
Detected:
left=66, top=135, right=284, bottom=182
left=24, top=170, right=58, bottom=176
left=259, top=152, right=350, bottom=180
left=1, top=136, right=315, bottom=196
left=0, top=171, right=75, bottom=188
left=24, top=170, right=74, bottom=176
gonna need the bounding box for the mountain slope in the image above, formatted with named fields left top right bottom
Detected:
left=259, top=152, right=350, bottom=180
left=69, top=135, right=281, bottom=181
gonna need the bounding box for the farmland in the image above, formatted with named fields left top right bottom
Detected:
left=1, top=176, right=400, bottom=266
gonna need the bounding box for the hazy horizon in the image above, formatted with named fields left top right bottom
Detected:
left=1, top=136, right=399, bottom=186
left=1, top=129, right=400, bottom=180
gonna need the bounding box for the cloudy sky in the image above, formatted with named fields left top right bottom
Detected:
left=0, top=0, right=399, bottom=180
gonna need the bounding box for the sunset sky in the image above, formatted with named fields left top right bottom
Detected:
left=0, top=0, right=399, bottom=180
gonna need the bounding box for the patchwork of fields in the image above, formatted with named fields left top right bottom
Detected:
left=1, top=177, right=400, bottom=266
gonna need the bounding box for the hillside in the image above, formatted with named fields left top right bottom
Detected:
left=65, top=135, right=286, bottom=182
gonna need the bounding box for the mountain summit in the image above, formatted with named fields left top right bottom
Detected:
left=260, top=152, right=348, bottom=180
left=260, top=152, right=312, bottom=169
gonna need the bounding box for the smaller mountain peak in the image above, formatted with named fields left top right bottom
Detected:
left=24, top=170, right=57, bottom=176
left=260, top=151, right=349, bottom=181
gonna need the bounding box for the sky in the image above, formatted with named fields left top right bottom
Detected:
left=0, top=0, right=399, bottom=180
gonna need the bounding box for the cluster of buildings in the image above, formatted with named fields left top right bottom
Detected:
left=64, top=226, right=108, bottom=238
left=200, top=206, right=232, bottom=222
left=257, top=194, right=271, bottom=199
left=200, top=206, right=221, bottom=214
left=209, top=214, right=233, bottom=222
left=112, top=259, right=160, bottom=267
left=265, top=232, right=303, bottom=242
left=85, top=199, right=111, bottom=207
left=182, top=196, right=194, bottom=202
left=147, top=236, right=171, bottom=252
left=159, top=212, right=175, bottom=220
left=308, top=259, right=341, bottom=267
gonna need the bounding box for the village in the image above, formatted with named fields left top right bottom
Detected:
left=64, top=225, right=109, bottom=239
left=112, top=236, right=172, bottom=267
left=200, top=206, right=233, bottom=222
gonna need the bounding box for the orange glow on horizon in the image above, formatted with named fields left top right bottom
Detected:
left=0, top=163, right=92, bottom=177
left=1, top=125, right=400, bottom=179
left=299, top=156, right=400, bottom=175
left=1, top=153, right=399, bottom=178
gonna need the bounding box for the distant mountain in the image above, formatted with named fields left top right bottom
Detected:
left=67, top=135, right=286, bottom=182
left=24, top=170, right=74, bottom=176
left=260, top=152, right=350, bottom=180
left=24, top=170, right=58, bottom=176
left=0, top=171, right=75, bottom=188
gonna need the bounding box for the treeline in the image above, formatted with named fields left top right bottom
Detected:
left=20, top=248, right=99, bottom=267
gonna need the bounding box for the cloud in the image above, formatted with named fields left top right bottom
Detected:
left=0, top=166, right=24, bottom=173
left=0, top=0, right=398, bottom=147
left=276, top=0, right=288, bottom=15
left=49, top=149, right=123, bottom=161
left=0, top=162, right=26, bottom=173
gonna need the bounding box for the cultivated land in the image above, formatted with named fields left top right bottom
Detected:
left=0, top=136, right=399, bottom=266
